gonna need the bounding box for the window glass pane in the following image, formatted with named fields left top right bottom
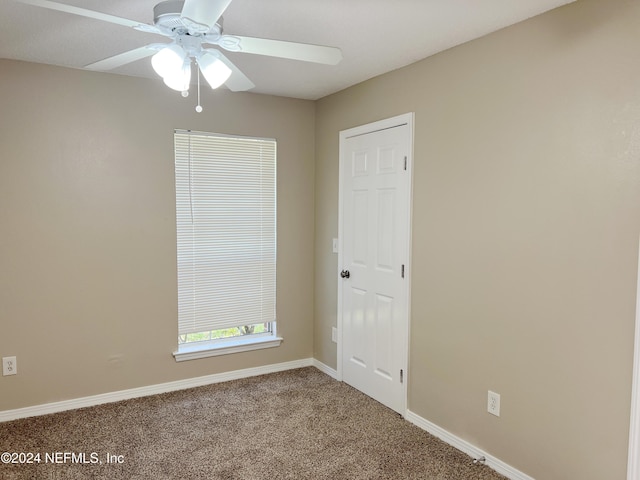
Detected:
left=178, top=323, right=272, bottom=345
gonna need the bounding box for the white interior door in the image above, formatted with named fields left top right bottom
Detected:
left=338, top=113, right=413, bottom=415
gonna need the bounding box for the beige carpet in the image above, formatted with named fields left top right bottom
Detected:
left=0, top=367, right=508, bottom=479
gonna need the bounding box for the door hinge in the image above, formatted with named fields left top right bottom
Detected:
left=401, top=264, right=405, bottom=278
left=400, top=369, right=404, bottom=384
left=404, top=156, right=407, bottom=171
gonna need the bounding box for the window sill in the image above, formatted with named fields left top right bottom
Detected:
left=173, top=335, right=283, bottom=362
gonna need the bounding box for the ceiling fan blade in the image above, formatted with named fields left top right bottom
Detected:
left=234, top=36, right=343, bottom=65
left=12, top=0, right=145, bottom=29
left=214, top=51, right=255, bottom=92
left=85, top=46, right=155, bottom=71
left=181, top=0, right=233, bottom=32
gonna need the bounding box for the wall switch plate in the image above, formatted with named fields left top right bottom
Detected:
left=2, top=356, right=17, bottom=376
left=332, top=238, right=339, bottom=254
left=488, top=390, right=500, bottom=417
left=331, top=327, right=338, bottom=343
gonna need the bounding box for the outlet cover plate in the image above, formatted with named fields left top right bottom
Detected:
left=488, top=390, right=500, bottom=417
left=2, top=356, right=17, bottom=376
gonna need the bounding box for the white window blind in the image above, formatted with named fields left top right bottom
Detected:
left=175, top=130, right=276, bottom=336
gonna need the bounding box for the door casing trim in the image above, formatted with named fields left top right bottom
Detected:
left=627, top=236, right=640, bottom=479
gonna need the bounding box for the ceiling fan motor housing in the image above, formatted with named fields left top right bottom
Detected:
left=153, top=1, right=185, bottom=27
left=154, top=0, right=222, bottom=35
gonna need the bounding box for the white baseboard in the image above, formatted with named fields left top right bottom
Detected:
left=0, top=358, right=314, bottom=422
left=312, top=358, right=338, bottom=379
left=405, top=410, right=535, bottom=480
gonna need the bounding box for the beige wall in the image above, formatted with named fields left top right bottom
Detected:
left=0, top=59, right=316, bottom=410
left=2, top=0, right=640, bottom=478
left=314, top=0, right=640, bottom=478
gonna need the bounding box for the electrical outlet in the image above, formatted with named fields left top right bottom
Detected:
left=331, top=327, right=337, bottom=343
left=488, top=390, right=500, bottom=417
left=3, top=356, right=17, bottom=376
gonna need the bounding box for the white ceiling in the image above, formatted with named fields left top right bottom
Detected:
left=0, top=0, right=575, bottom=100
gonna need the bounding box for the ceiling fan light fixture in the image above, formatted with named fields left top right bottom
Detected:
left=14, top=0, right=344, bottom=100
left=151, top=43, right=186, bottom=79
left=163, top=59, right=192, bottom=92
left=197, top=50, right=232, bottom=89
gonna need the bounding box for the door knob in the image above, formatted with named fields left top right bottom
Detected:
left=340, top=270, right=350, bottom=279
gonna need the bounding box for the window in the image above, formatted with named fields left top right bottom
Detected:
left=173, top=130, right=281, bottom=362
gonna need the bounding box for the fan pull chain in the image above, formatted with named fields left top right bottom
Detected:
left=195, top=66, right=203, bottom=113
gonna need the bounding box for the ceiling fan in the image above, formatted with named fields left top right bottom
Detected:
left=13, top=0, right=343, bottom=109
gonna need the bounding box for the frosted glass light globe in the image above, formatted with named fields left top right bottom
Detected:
left=197, top=51, right=232, bottom=89
left=163, top=61, right=191, bottom=92
left=151, top=44, right=186, bottom=79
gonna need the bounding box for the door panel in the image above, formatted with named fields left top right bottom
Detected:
left=352, top=190, right=369, bottom=266
left=374, top=293, right=393, bottom=380
left=376, top=188, right=395, bottom=271
left=350, top=287, right=367, bottom=368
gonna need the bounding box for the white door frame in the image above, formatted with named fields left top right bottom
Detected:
left=627, top=236, right=640, bottom=479
left=336, top=112, right=414, bottom=416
